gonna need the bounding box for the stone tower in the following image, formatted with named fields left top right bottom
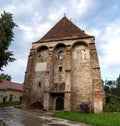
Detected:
left=22, top=16, right=104, bottom=113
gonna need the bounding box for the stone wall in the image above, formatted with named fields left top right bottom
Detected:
left=23, top=37, right=104, bottom=113
left=71, top=42, right=93, bottom=110
left=0, top=90, right=23, bottom=103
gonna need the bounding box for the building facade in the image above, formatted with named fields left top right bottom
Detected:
left=22, top=16, right=104, bottom=113
left=0, top=80, right=23, bottom=103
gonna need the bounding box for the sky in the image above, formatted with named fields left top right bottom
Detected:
left=0, top=0, right=120, bottom=83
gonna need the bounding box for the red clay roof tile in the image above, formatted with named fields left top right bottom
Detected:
left=35, top=16, right=93, bottom=43
left=0, top=80, right=23, bottom=91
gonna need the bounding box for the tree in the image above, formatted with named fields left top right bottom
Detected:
left=0, top=11, right=17, bottom=71
left=115, top=74, right=120, bottom=96
left=0, top=73, right=11, bottom=81
left=105, top=80, right=116, bottom=88
left=104, top=75, right=120, bottom=112
left=116, top=74, right=120, bottom=88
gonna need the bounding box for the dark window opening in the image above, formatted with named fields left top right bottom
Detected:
left=38, top=82, right=41, bottom=87
left=38, top=54, right=41, bottom=57
left=9, top=94, right=13, bottom=102
left=59, top=67, right=62, bottom=72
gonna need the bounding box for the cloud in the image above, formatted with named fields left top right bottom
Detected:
left=101, top=22, right=120, bottom=68
left=2, top=57, right=27, bottom=83
left=92, top=21, right=120, bottom=80
left=71, top=0, right=94, bottom=15
left=85, top=16, right=120, bottom=80
left=19, top=22, right=51, bottom=43
left=1, top=0, right=120, bottom=82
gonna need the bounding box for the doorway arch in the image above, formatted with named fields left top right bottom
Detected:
left=55, top=97, right=64, bottom=110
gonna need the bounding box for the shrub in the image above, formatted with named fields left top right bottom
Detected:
left=104, top=103, right=120, bottom=112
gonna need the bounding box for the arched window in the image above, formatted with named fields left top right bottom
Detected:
left=59, top=51, right=64, bottom=59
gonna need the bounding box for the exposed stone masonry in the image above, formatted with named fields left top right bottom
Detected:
left=22, top=16, right=104, bottom=113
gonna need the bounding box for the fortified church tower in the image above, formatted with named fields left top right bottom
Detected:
left=22, top=16, right=104, bottom=113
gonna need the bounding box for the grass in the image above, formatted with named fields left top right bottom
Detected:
left=0, top=101, right=21, bottom=108
left=54, top=111, right=120, bottom=126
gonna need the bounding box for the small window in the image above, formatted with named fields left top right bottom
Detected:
left=59, top=51, right=64, bottom=59
left=59, top=66, right=62, bottom=72
left=9, top=94, right=13, bottom=102
left=38, top=54, right=41, bottom=57
left=83, top=49, right=87, bottom=59
left=38, top=82, right=41, bottom=87
left=84, top=53, right=87, bottom=59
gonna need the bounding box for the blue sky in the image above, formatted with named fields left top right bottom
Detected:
left=0, top=0, right=120, bottom=83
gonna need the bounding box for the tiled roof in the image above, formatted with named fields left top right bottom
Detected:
left=35, top=16, right=93, bottom=43
left=0, top=80, right=23, bottom=91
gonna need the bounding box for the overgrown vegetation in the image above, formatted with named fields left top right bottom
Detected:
left=104, top=74, right=120, bottom=112
left=55, top=111, right=120, bottom=126
left=0, top=73, right=12, bottom=81
left=0, top=101, right=21, bottom=108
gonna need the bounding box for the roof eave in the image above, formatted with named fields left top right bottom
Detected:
left=32, top=35, right=94, bottom=44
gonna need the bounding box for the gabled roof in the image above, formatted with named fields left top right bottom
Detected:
left=35, top=16, right=93, bottom=43
left=0, top=80, right=23, bottom=91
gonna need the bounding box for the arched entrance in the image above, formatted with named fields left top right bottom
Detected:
left=55, top=97, right=64, bottom=110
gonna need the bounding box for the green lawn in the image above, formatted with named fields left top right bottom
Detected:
left=0, top=101, right=21, bottom=107
left=54, top=111, right=120, bottom=126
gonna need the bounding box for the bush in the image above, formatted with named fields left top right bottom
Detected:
left=14, top=104, right=21, bottom=109
left=0, top=101, right=21, bottom=107
left=104, top=104, right=120, bottom=112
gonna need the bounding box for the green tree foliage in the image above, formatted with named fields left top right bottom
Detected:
left=116, top=74, right=120, bottom=88
left=104, top=75, right=120, bottom=112
left=0, top=73, right=11, bottom=81
left=0, top=11, right=17, bottom=70
left=115, top=74, right=120, bottom=96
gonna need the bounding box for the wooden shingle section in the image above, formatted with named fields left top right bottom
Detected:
left=37, top=16, right=92, bottom=42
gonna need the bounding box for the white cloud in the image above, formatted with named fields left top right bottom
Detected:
left=48, top=5, right=66, bottom=21
left=19, top=22, right=51, bottom=42
left=73, top=0, right=93, bottom=14
left=2, top=57, right=27, bottom=83
left=86, top=19, right=120, bottom=80
left=1, top=4, right=17, bottom=14
left=100, top=22, right=120, bottom=68
left=1, top=0, right=120, bottom=82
